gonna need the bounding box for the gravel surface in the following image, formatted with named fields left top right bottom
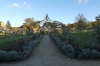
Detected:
left=0, top=35, right=100, bottom=66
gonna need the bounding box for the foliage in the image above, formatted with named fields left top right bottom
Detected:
left=66, top=23, right=74, bottom=28
left=40, top=30, right=45, bottom=35
left=0, top=50, right=8, bottom=61
left=7, top=51, right=19, bottom=61
left=78, top=49, right=98, bottom=59
left=75, top=13, right=87, bottom=31
left=54, top=37, right=62, bottom=44
left=61, top=44, right=74, bottom=58
left=68, top=30, right=99, bottom=50
left=94, top=21, right=100, bottom=42
left=0, top=35, right=25, bottom=45
left=61, top=24, right=66, bottom=30
left=6, top=20, right=12, bottom=29
left=50, top=28, right=100, bottom=59
left=43, top=22, right=58, bottom=28
left=50, top=34, right=74, bottom=58
left=95, top=15, right=100, bottom=21
left=0, top=35, right=44, bottom=61
left=58, top=42, right=66, bottom=47
left=21, top=18, right=40, bottom=36
left=21, top=46, right=32, bottom=59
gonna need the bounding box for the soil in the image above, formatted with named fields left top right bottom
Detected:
left=0, top=35, right=100, bottom=66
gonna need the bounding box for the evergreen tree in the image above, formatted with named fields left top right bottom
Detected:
left=6, top=20, right=12, bottom=29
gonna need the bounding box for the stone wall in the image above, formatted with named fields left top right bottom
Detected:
left=32, top=28, right=62, bottom=34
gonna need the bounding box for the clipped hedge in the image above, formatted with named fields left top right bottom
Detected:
left=78, top=49, right=98, bottom=59
left=50, top=34, right=100, bottom=59
left=58, top=42, right=66, bottom=48
left=0, top=35, right=44, bottom=61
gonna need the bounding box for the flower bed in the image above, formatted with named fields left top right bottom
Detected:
left=50, top=34, right=100, bottom=59
left=0, top=35, right=44, bottom=62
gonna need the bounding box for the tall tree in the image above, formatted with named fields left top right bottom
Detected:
left=61, top=24, right=66, bottom=30
left=95, top=15, right=100, bottom=21
left=67, top=23, right=74, bottom=28
left=75, top=13, right=87, bottom=31
left=22, top=18, right=40, bottom=35
left=6, top=20, right=12, bottom=29
left=23, top=18, right=40, bottom=29
left=94, top=15, right=100, bottom=42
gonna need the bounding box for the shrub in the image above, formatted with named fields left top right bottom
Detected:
left=61, top=44, right=74, bottom=58
left=7, top=51, right=19, bottom=61
left=90, top=49, right=98, bottom=58
left=21, top=50, right=28, bottom=59
left=74, top=50, right=80, bottom=58
left=58, top=42, right=66, bottom=48
left=0, top=35, right=44, bottom=61
left=97, top=52, right=100, bottom=58
left=33, top=40, right=38, bottom=45
left=52, top=37, right=57, bottom=40
left=95, top=25, right=100, bottom=42
left=55, top=38, right=61, bottom=44
left=61, top=44, right=67, bottom=52
left=0, top=50, right=8, bottom=61
left=28, top=43, right=34, bottom=48
left=78, top=49, right=98, bottom=59
left=21, top=46, right=32, bottom=59
left=78, top=49, right=89, bottom=58
left=23, top=46, right=32, bottom=52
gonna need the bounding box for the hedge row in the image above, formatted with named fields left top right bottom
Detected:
left=0, top=35, right=44, bottom=61
left=50, top=34, right=74, bottom=58
left=50, top=34, right=100, bottom=59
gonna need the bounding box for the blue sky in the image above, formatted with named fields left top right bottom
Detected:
left=0, top=0, right=99, bottom=27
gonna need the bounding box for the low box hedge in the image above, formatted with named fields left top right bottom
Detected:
left=0, top=35, right=44, bottom=61
left=50, top=34, right=100, bottom=59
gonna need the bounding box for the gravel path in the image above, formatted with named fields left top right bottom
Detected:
left=0, top=35, right=100, bottom=66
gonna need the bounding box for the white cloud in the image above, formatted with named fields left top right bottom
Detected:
left=7, top=3, right=20, bottom=8
left=85, top=0, right=89, bottom=4
left=22, top=2, right=32, bottom=9
left=23, top=2, right=27, bottom=6
left=7, top=2, right=33, bottom=9
left=77, top=0, right=89, bottom=4
left=78, top=0, right=82, bottom=3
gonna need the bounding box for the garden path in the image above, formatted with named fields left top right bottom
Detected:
left=0, top=35, right=100, bottom=66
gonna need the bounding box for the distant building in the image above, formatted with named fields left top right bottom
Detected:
left=0, top=21, right=4, bottom=27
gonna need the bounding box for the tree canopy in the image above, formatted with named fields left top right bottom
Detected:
left=22, top=18, right=40, bottom=29
left=6, top=20, right=12, bottom=29
left=75, top=13, right=87, bottom=31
